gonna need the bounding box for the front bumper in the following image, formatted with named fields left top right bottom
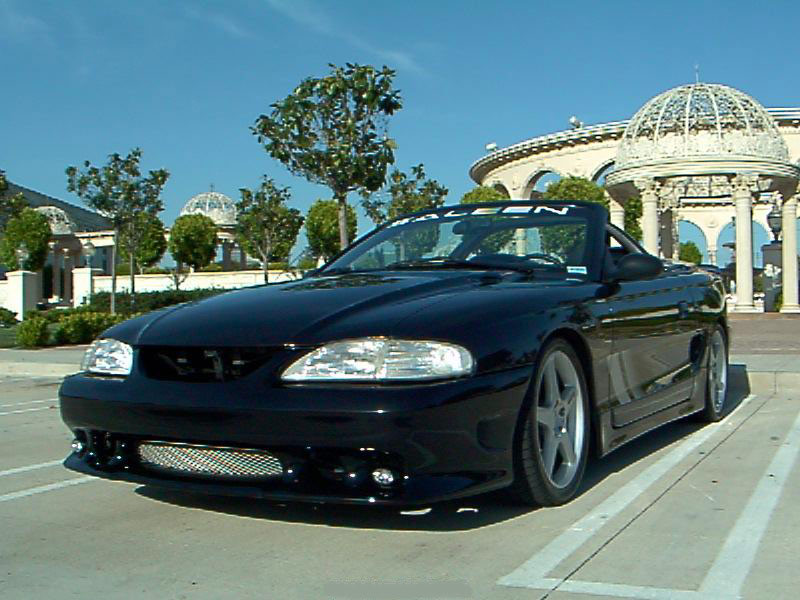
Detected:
left=59, top=366, right=532, bottom=505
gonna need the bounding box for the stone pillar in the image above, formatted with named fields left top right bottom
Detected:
left=707, top=246, right=717, bottom=266
left=732, top=175, right=758, bottom=312
left=780, top=195, right=800, bottom=313
left=222, top=241, right=232, bottom=271
left=607, top=194, right=625, bottom=230
left=514, top=229, right=526, bottom=255
left=637, top=179, right=660, bottom=256
left=51, top=245, right=62, bottom=301
left=72, top=267, right=102, bottom=307
left=63, top=253, right=74, bottom=306
left=5, top=271, right=39, bottom=321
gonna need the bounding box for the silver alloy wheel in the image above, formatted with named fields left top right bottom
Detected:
left=709, top=329, right=728, bottom=413
left=536, top=350, right=586, bottom=489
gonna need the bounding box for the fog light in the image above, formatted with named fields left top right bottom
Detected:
left=372, top=468, right=395, bottom=487
left=71, top=439, right=85, bottom=454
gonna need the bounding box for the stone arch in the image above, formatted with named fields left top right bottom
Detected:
left=489, top=181, right=511, bottom=198
left=716, top=220, right=771, bottom=268
left=522, top=169, right=563, bottom=199
left=677, top=219, right=708, bottom=262
left=591, top=160, right=615, bottom=186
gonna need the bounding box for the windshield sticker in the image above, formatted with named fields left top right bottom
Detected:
left=567, top=266, right=587, bottom=275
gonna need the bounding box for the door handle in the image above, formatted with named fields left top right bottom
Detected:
left=678, top=300, right=690, bottom=319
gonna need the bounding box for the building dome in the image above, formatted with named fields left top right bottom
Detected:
left=615, top=83, right=789, bottom=170
left=179, top=191, right=237, bottom=227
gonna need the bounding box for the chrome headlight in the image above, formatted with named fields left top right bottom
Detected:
left=281, top=338, right=474, bottom=382
left=81, top=338, right=133, bottom=376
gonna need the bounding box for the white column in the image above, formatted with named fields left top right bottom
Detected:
left=51, top=246, right=62, bottom=301
left=732, top=176, right=758, bottom=312
left=781, top=195, right=800, bottom=313
left=72, top=267, right=102, bottom=307
left=63, top=252, right=75, bottom=306
left=607, top=194, right=625, bottom=230
left=637, top=179, right=660, bottom=256
left=707, top=245, right=717, bottom=266
left=5, top=271, right=39, bottom=321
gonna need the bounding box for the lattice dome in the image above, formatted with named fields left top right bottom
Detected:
left=179, top=191, right=237, bottom=227
left=616, top=83, right=789, bottom=169
left=34, top=206, right=76, bottom=235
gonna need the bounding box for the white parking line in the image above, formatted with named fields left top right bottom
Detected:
left=0, top=459, right=64, bottom=478
left=0, top=406, right=55, bottom=417
left=699, top=406, right=800, bottom=596
left=0, top=476, right=95, bottom=503
left=0, top=399, right=59, bottom=408
left=498, top=394, right=757, bottom=590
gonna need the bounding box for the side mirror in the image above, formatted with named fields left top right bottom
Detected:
left=613, top=253, right=664, bottom=281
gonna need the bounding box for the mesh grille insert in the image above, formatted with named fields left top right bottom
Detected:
left=137, top=441, right=283, bottom=480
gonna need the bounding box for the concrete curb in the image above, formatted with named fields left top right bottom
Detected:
left=2, top=362, right=79, bottom=378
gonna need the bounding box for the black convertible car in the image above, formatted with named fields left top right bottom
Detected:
left=60, top=200, right=729, bottom=506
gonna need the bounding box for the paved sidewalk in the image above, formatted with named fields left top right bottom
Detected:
left=0, top=346, right=86, bottom=378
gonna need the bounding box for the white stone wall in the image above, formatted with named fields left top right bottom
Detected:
left=0, top=280, right=8, bottom=316
left=91, top=270, right=299, bottom=295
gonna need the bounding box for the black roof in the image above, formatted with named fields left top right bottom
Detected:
left=4, top=181, right=111, bottom=232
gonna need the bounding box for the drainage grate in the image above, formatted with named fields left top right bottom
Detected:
left=137, top=441, right=283, bottom=480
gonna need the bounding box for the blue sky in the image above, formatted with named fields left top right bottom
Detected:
left=1, top=0, right=798, bottom=262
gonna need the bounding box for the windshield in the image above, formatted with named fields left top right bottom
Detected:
left=323, top=203, right=598, bottom=279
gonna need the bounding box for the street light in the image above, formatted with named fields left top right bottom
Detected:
left=15, top=244, right=29, bottom=270
left=82, top=240, right=96, bottom=266
left=767, top=205, right=783, bottom=241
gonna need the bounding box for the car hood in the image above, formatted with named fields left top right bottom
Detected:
left=107, top=271, right=584, bottom=348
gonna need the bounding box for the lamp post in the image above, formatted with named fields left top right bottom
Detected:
left=15, top=244, right=29, bottom=270
left=81, top=240, right=96, bottom=267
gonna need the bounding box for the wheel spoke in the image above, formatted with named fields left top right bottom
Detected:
left=560, top=434, right=577, bottom=467
left=537, top=404, right=556, bottom=429
left=544, top=360, right=559, bottom=407
left=561, top=385, right=577, bottom=414
left=541, top=432, right=558, bottom=477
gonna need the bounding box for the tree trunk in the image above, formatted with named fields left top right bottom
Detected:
left=129, top=250, right=136, bottom=311
left=336, top=192, right=349, bottom=250
left=110, top=230, right=117, bottom=315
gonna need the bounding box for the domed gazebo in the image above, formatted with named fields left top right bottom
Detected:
left=606, top=83, right=800, bottom=312
left=178, top=190, right=246, bottom=269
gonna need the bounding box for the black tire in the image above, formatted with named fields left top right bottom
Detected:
left=696, top=324, right=729, bottom=423
left=507, top=338, right=590, bottom=506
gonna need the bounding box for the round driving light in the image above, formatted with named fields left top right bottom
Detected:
left=372, top=468, right=395, bottom=487
left=71, top=439, right=85, bottom=454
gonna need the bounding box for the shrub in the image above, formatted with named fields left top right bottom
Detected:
left=0, top=307, right=17, bottom=327
left=16, top=318, right=49, bottom=347
left=53, top=312, right=128, bottom=345
left=87, top=288, right=224, bottom=315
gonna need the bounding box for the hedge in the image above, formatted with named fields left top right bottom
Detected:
left=86, top=289, right=225, bottom=315
left=16, top=318, right=49, bottom=347
left=53, top=312, right=130, bottom=345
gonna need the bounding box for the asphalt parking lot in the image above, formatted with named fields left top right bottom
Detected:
left=1, top=316, right=798, bottom=600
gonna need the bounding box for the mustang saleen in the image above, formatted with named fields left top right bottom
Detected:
left=60, top=201, right=729, bottom=506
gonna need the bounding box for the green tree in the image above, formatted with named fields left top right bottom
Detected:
left=679, top=240, right=703, bottom=265
left=118, top=212, right=167, bottom=274
left=306, top=199, right=357, bottom=262
left=66, top=148, right=169, bottom=312
left=543, top=176, right=606, bottom=206
left=460, top=186, right=508, bottom=204
left=0, top=208, right=52, bottom=271
left=460, top=186, right=513, bottom=254
left=253, top=63, right=402, bottom=250
left=623, top=196, right=643, bottom=241
left=236, top=177, right=305, bottom=283
left=0, top=171, right=27, bottom=232
left=168, top=214, right=218, bottom=278
left=364, top=164, right=449, bottom=224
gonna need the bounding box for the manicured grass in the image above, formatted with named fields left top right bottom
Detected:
left=0, top=326, right=18, bottom=348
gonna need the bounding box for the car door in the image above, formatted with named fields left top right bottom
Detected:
left=603, top=230, right=700, bottom=427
